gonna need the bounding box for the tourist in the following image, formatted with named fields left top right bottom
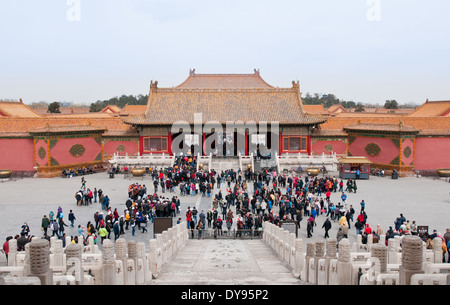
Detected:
left=217, top=216, right=223, bottom=236
left=360, top=200, right=365, bottom=212
left=199, top=210, right=206, bottom=229
left=49, top=210, right=55, bottom=222
left=2, top=236, right=12, bottom=261
left=226, top=216, right=232, bottom=235
left=355, top=220, right=364, bottom=236
left=307, top=216, right=314, bottom=238
left=322, top=217, right=332, bottom=238
left=98, top=225, right=108, bottom=244
left=113, top=221, right=120, bottom=240
left=21, top=222, right=30, bottom=237
left=51, top=220, right=60, bottom=239
left=58, top=217, right=68, bottom=237
left=376, top=224, right=383, bottom=237
left=17, top=232, right=29, bottom=251
left=447, top=239, right=450, bottom=264
left=410, top=220, right=418, bottom=235
left=78, top=225, right=85, bottom=241
left=186, top=207, right=192, bottom=229
left=336, top=227, right=345, bottom=244
left=130, top=216, right=136, bottom=236
left=119, top=215, right=125, bottom=235
left=68, top=210, right=76, bottom=227
left=41, top=215, right=50, bottom=236
left=196, top=219, right=203, bottom=239
left=103, top=195, right=110, bottom=211
left=207, top=209, right=213, bottom=228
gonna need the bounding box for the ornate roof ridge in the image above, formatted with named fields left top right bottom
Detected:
left=175, top=69, right=274, bottom=89
left=156, top=87, right=295, bottom=92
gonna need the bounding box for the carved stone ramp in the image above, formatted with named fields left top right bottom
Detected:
left=149, top=239, right=309, bottom=285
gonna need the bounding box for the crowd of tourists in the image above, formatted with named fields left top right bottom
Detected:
left=3, top=159, right=450, bottom=265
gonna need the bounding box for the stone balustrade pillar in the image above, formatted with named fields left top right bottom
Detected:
left=66, top=242, right=84, bottom=285
left=338, top=239, right=352, bottom=285
left=399, top=235, right=424, bottom=285
left=29, top=239, right=53, bottom=285
left=101, top=239, right=115, bottom=285
left=7, top=239, right=17, bottom=267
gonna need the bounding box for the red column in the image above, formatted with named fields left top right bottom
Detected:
left=139, top=136, right=144, bottom=155
left=279, top=131, right=283, bottom=154
left=307, top=135, right=312, bottom=155
left=168, top=134, right=173, bottom=156
left=202, top=133, right=206, bottom=156
left=245, top=132, right=248, bottom=156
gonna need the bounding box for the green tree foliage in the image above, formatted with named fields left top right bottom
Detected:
left=88, top=94, right=148, bottom=112
left=47, top=102, right=61, bottom=113
left=354, top=102, right=365, bottom=112
left=302, top=92, right=356, bottom=109
left=89, top=103, right=103, bottom=112
left=384, top=99, right=399, bottom=109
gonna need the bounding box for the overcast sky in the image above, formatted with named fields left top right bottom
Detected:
left=1, top=0, right=449, bottom=106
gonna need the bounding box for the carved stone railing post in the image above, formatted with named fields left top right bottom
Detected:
left=126, top=240, right=137, bottom=285
left=305, top=242, right=315, bottom=283
left=293, top=238, right=304, bottom=279
left=29, top=239, right=53, bottom=285
left=338, top=239, right=352, bottom=285
left=399, top=236, right=424, bottom=285
left=315, top=241, right=325, bottom=284
left=66, top=242, right=84, bottom=285
left=325, top=239, right=337, bottom=284
left=149, top=239, right=159, bottom=278
left=7, top=238, right=17, bottom=267
left=115, top=238, right=127, bottom=285
left=101, top=239, right=115, bottom=285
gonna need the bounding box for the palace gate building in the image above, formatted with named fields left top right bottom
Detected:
left=0, top=71, right=449, bottom=177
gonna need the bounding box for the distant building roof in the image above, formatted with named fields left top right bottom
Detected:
left=343, top=122, right=418, bottom=133
left=408, top=100, right=450, bottom=117
left=28, top=125, right=106, bottom=135
left=121, top=104, right=147, bottom=116
left=303, top=104, right=326, bottom=114
left=0, top=100, right=42, bottom=118
left=101, top=105, right=122, bottom=114
left=327, top=104, right=347, bottom=114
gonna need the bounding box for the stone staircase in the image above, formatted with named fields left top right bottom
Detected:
left=253, top=159, right=278, bottom=173
left=149, top=239, right=307, bottom=285
left=209, top=157, right=240, bottom=172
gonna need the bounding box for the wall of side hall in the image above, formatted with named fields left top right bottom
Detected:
left=414, top=136, right=450, bottom=171
left=0, top=138, right=36, bottom=173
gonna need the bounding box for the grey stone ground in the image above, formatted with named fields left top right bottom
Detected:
left=1, top=171, right=449, bottom=270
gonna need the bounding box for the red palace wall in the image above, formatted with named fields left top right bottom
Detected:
left=35, top=139, right=49, bottom=167
left=414, top=137, right=450, bottom=170
left=401, top=138, right=414, bottom=166
left=50, top=137, right=102, bottom=166
left=0, top=138, right=35, bottom=172
left=103, top=139, right=139, bottom=156
left=348, top=136, right=399, bottom=165
left=311, top=139, right=347, bottom=155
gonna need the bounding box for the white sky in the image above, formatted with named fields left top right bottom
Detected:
left=0, top=0, right=449, bottom=105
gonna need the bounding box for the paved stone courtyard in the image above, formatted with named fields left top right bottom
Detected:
left=1, top=171, right=449, bottom=270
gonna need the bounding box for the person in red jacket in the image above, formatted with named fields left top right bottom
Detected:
left=364, top=223, right=372, bottom=235
left=2, top=236, right=12, bottom=261
left=186, top=207, right=192, bottom=229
